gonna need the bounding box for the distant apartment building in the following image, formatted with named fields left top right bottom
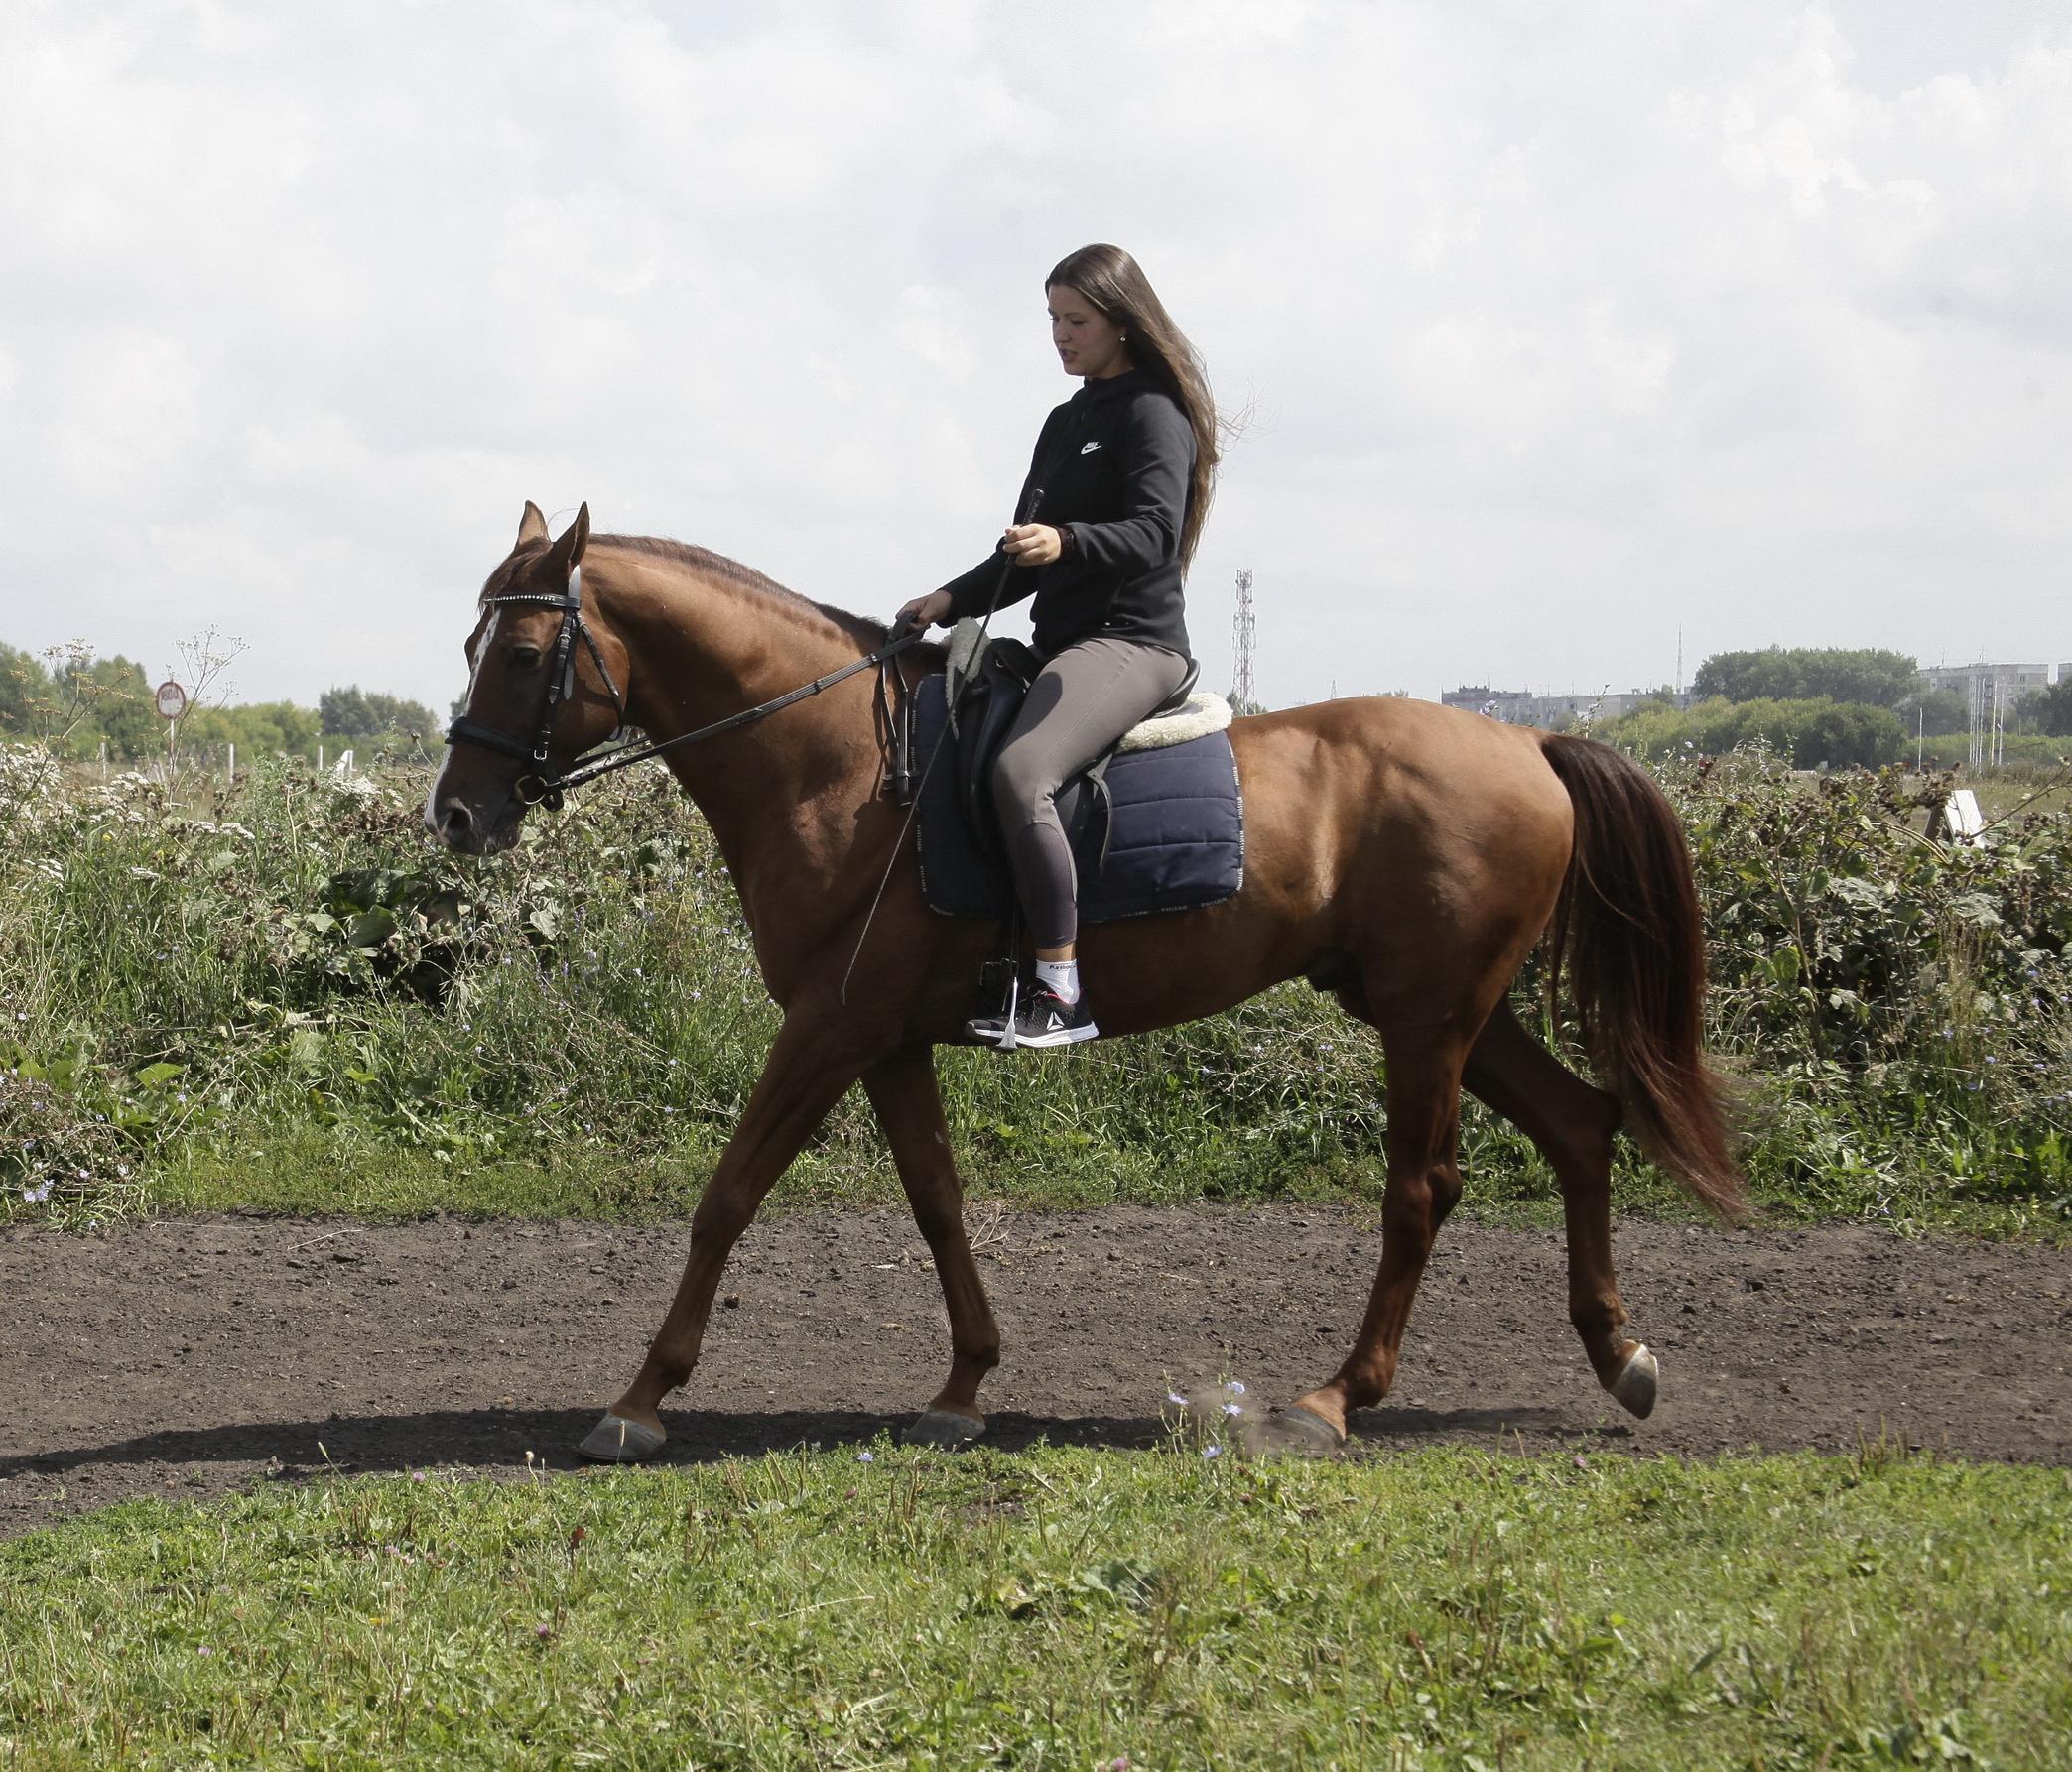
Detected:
left=1440, top=686, right=1670, bottom=727
left=1919, top=662, right=2069, bottom=766
left=1918, top=662, right=2068, bottom=707
left=1443, top=663, right=2070, bottom=732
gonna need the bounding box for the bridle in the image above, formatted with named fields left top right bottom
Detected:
left=444, top=561, right=927, bottom=811
left=445, top=566, right=627, bottom=806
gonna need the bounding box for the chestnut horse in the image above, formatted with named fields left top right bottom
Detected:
left=428, top=503, right=1742, bottom=1462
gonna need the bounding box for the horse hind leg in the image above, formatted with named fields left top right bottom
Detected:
left=1462, top=1000, right=1657, bottom=1418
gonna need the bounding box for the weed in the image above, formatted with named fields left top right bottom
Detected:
left=1, top=741, right=2067, bottom=1234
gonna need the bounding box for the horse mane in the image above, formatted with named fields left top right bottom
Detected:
left=595, top=534, right=891, bottom=654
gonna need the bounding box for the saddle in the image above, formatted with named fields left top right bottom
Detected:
left=906, top=623, right=1243, bottom=930
left=941, top=626, right=1204, bottom=869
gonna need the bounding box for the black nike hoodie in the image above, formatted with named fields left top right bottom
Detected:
left=936, top=368, right=1194, bottom=660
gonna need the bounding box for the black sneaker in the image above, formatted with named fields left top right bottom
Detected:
left=996, top=981, right=1099, bottom=1049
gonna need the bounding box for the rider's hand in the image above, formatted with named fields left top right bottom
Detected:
left=895, top=590, right=957, bottom=631
left=1001, top=523, right=1066, bottom=568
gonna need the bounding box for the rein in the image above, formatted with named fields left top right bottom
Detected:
left=445, top=562, right=929, bottom=811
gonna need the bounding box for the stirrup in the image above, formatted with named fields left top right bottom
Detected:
left=997, top=980, right=1097, bottom=1050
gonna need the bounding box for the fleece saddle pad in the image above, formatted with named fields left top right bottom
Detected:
left=911, top=673, right=1244, bottom=924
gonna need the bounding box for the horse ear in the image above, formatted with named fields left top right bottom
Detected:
left=550, top=503, right=590, bottom=573
left=515, top=501, right=549, bottom=549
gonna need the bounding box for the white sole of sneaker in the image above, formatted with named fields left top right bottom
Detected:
left=1002, top=1021, right=1100, bottom=1049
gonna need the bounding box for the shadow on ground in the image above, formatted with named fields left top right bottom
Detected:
left=0, top=1402, right=1586, bottom=1489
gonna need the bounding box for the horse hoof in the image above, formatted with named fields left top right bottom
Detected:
left=1248, top=1403, right=1345, bottom=1458
left=902, top=1410, right=986, bottom=1450
left=1605, top=1344, right=1659, bottom=1420
left=577, top=1412, right=667, bottom=1463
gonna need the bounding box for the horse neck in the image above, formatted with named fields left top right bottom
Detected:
left=595, top=549, right=880, bottom=867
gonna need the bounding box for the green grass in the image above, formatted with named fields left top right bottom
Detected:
left=2, top=1446, right=2065, bottom=1767
left=139, top=1110, right=2069, bottom=1247
left=151, top=1123, right=1406, bottom=1223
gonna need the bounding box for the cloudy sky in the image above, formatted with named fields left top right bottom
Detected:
left=3, top=1, right=2068, bottom=714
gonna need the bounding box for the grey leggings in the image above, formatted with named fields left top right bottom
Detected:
left=992, top=635, right=1191, bottom=949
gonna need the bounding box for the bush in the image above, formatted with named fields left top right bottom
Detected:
left=1, top=738, right=2067, bottom=1230
left=1896, top=689, right=1969, bottom=738
left=2032, top=678, right=2072, bottom=738
left=1597, top=698, right=1902, bottom=770
left=1916, top=733, right=2072, bottom=771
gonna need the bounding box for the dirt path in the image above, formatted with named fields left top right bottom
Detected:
left=3, top=1206, right=2067, bottom=1536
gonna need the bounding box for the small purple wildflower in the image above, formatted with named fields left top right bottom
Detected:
left=856, top=1450, right=874, bottom=1463
left=1166, top=1390, right=1189, bottom=1407
left=1202, top=1445, right=1223, bottom=1459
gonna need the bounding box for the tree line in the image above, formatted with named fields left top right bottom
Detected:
left=1597, top=647, right=2072, bottom=769
left=1, top=642, right=439, bottom=762
left=12, top=636, right=2068, bottom=774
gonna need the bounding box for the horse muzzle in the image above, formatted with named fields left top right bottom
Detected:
left=425, top=791, right=522, bottom=856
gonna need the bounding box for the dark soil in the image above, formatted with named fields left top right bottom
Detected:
left=3, top=1207, right=2067, bottom=1536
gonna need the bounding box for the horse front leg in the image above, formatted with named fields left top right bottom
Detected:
left=579, top=1010, right=869, bottom=1463
left=1286, top=1033, right=1467, bottom=1449
left=861, top=1047, right=1002, bottom=1447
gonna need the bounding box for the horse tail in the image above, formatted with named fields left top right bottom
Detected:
left=1537, top=733, right=1746, bottom=1221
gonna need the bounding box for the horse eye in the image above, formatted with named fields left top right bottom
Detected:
left=510, top=645, right=543, bottom=669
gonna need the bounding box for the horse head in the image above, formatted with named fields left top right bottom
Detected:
left=425, top=500, right=630, bottom=854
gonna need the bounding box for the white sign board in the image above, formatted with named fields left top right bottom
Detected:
left=155, top=680, right=189, bottom=721
left=1942, top=788, right=1985, bottom=843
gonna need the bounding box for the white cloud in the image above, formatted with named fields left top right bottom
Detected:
left=0, top=0, right=2067, bottom=716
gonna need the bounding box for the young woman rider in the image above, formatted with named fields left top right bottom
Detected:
left=897, top=243, right=1221, bottom=1049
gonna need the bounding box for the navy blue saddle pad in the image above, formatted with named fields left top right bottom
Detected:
left=911, top=673, right=1244, bottom=923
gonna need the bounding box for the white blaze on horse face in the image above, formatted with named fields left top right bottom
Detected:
left=465, top=605, right=502, bottom=704
left=423, top=604, right=502, bottom=830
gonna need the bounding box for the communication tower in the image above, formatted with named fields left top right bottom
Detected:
left=1232, top=569, right=1256, bottom=709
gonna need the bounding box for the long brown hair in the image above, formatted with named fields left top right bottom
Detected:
left=1046, top=244, right=1219, bottom=571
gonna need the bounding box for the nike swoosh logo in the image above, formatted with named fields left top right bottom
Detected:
left=1080, top=441, right=1101, bottom=455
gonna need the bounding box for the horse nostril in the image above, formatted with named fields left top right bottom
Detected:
left=438, top=801, right=474, bottom=839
